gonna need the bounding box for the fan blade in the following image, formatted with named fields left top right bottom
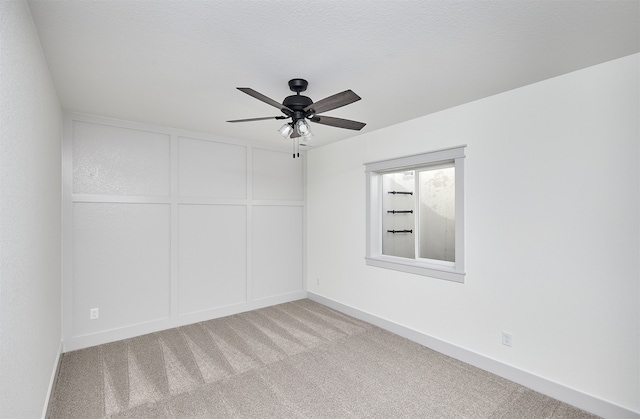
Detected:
left=227, top=116, right=287, bottom=123
left=304, top=90, right=361, bottom=114
left=310, top=115, right=366, bottom=131
left=237, top=87, right=292, bottom=113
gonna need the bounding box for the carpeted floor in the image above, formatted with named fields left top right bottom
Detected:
left=47, top=299, right=599, bottom=418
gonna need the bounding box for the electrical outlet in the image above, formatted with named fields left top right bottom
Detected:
left=502, top=331, right=513, bottom=347
left=90, top=308, right=99, bottom=320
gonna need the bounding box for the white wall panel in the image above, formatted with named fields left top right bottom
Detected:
left=64, top=113, right=306, bottom=351
left=253, top=148, right=303, bottom=200
left=72, top=203, right=171, bottom=336
left=73, top=121, right=170, bottom=196
left=0, top=3, right=62, bottom=416
left=178, top=137, right=246, bottom=199
left=253, top=206, right=303, bottom=300
left=306, top=55, right=639, bottom=415
left=178, top=204, right=246, bottom=314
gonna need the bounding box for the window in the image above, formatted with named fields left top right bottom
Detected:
left=365, top=145, right=466, bottom=282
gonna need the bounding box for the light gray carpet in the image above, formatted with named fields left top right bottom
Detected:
left=47, top=299, right=599, bottom=418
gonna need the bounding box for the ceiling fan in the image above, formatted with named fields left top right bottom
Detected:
left=227, top=78, right=366, bottom=158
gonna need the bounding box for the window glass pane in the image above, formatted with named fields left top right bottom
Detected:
left=419, top=166, right=455, bottom=262
left=382, top=171, right=415, bottom=258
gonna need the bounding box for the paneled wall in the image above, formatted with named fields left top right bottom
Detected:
left=63, top=113, right=305, bottom=351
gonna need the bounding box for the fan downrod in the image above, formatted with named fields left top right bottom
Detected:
left=288, top=78, right=308, bottom=93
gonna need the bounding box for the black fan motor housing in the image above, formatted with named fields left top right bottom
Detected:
left=283, top=94, right=313, bottom=111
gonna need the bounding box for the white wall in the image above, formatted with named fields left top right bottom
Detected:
left=307, top=54, right=639, bottom=414
left=0, top=1, right=62, bottom=417
left=63, top=114, right=305, bottom=351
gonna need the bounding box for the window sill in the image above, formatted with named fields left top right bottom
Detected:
left=365, top=255, right=465, bottom=283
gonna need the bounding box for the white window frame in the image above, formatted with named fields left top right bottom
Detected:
left=365, top=145, right=466, bottom=282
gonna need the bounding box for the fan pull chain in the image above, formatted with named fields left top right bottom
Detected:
left=292, top=137, right=300, bottom=158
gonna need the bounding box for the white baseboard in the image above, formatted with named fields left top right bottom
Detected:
left=42, top=341, right=63, bottom=419
left=307, top=292, right=639, bottom=419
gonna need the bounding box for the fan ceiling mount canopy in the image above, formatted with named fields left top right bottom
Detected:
left=228, top=79, right=365, bottom=157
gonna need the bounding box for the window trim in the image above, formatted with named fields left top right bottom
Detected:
left=365, top=145, right=466, bottom=282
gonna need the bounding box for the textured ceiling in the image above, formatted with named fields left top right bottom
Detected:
left=28, top=0, right=639, bottom=149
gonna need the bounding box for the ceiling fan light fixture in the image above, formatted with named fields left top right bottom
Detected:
left=295, top=119, right=312, bottom=137
left=278, top=123, right=293, bottom=138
